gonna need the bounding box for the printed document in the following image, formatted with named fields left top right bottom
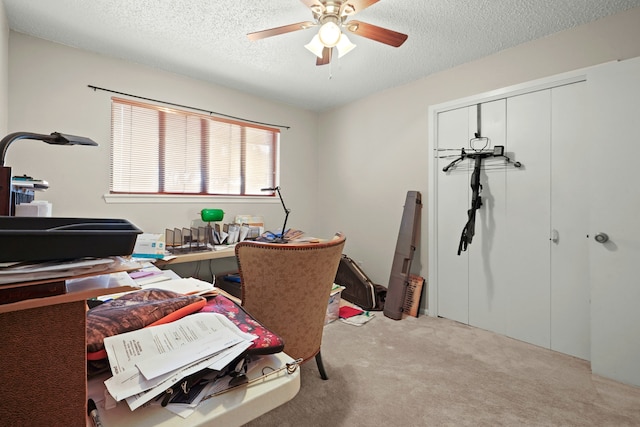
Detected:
left=103, top=312, right=255, bottom=409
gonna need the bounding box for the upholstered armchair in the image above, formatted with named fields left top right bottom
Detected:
left=234, top=233, right=346, bottom=380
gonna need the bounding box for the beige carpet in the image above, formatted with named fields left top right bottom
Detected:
left=244, top=314, right=640, bottom=427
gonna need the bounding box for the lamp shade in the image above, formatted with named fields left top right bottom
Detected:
left=304, top=34, right=325, bottom=58
left=201, top=208, right=224, bottom=222
left=336, top=33, right=356, bottom=58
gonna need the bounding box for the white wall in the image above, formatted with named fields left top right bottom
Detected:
left=317, top=7, right=640, bottom=311
left=0, top=0, right=8, bottom=135
left=7, top=33, right=319, bottom=236
left=6, top=7, right=640, bottom=314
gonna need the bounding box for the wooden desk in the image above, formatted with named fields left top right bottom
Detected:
left=154, top=247, right=236, bottom=267
left=155, top=248, right=238, bottom=287
left=86, top=352, right=301, bottom=427
left=0, top=269, right=139, bottom=427
left=0, top=275, right=136, bottom=313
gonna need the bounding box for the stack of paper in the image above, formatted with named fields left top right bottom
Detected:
left=141, top=277, right=214, bottom=295
left=103, top=312, right=256, bottom=410
left=128, top=265, right=217, bottom=296
left=0, top=257, right=135, bottom=285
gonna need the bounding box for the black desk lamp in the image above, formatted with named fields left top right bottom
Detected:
left=0, top=131, right=98, bottom=215
left=261, top=186, right=290, bottom=243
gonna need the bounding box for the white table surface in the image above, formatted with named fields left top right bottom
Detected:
left=87, top=352, right=300, bottom=427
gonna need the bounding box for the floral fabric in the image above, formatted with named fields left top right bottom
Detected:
left=86, top=288, right=206, bottom=358
left=200, top=294, right=285, bottom=355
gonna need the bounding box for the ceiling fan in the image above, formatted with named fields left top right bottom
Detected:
left=247, top=0, right=408, bottom=66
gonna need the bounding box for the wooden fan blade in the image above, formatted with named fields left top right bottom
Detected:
left=247, top=21, right=315, bottom=41
left=345, top=20, right=408, bottom=47
left=316, top=47, right=332, bottom=66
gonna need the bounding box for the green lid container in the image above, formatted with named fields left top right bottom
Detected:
left=201, top=208, right=224, bottom=222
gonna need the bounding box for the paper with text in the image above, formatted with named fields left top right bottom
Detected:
left=122, top=341, right=252, bottom=410
left=103, top=312, right=255, bottom=406
left=139, top=277, right=215, bottom=295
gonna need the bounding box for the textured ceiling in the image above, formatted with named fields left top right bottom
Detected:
left=4, top=0, right=640, bottom=111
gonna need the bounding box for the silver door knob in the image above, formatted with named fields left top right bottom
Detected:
left=594, top=233, right=609, bottom=243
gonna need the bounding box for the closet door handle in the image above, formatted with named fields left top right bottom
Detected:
left=594, top=232, right=609, bottom=243
left=551, top=229, right=559, bottom=244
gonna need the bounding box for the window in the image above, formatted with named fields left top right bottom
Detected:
left=110, top=97, right=279, bottom=196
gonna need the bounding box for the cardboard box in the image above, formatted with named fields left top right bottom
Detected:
left=132, top=233, right=165, bottom=259
left=325, top=284, right=346, bottom=325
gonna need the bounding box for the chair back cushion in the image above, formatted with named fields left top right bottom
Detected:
left=235, top=234, right=345, bottom=363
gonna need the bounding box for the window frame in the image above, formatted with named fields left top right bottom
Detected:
left=108, top=97, right=280, bottom=198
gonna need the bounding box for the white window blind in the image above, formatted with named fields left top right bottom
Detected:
left=110, top=97, right=279, bottom=196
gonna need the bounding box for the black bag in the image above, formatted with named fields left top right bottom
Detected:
left=334, top=254, right=386, bottom=311
left=159, top=350, right=251, bottom=406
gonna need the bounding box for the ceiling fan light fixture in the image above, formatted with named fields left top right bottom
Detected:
left=342, top=4, right=356, bottom=16
left=336, top=33, right=356, bottom=58
left=318, top=21, right=342, bottom=47
left=304, top=34, right=325, bottom=58
left=248, top=0, right=409, bottom=67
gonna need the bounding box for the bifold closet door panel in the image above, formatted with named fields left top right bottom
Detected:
left=550, top=82, right=590, bottom=360
left=588, top=57, right=640, bottom=387
left=468, top=99, right=508, bottom=336
left=505, top=90, right=551, bottom=349
left=435, top=106, right=470, bottom=324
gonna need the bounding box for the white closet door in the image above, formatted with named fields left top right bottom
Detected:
left=505, top=90, right=551, bottom=348
left=468, top=99, right=508, bottom=335
left=433, top=80, right=590, bottom=359
left=550, top=82, right=590, bottom=360
left=436, top=106, right=471, bottom=324
left=588, top=57, right=640, bottom=386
